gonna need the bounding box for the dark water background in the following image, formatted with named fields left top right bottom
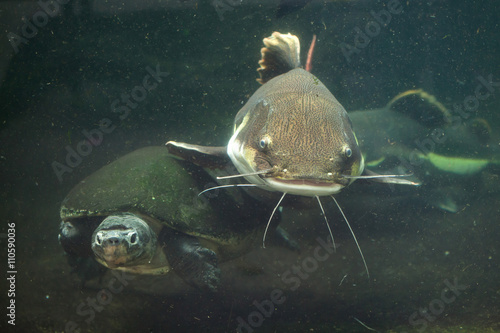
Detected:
left=0, top=0, right=499, bottom=332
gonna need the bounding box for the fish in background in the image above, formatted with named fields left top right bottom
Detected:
left=347, top=89, right=500, bottom=213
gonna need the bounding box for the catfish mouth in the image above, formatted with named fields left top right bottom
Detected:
left=265, top=177, right=345, bottom=196
left=271, top=178, right=342, bottom=186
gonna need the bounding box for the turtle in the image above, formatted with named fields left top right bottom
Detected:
left=58, top=146, right=295, bottom=291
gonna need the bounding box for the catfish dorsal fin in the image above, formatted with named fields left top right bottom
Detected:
left=165, top=141, right=230, bottom=169
left=257, top=32, right=301, bottom=84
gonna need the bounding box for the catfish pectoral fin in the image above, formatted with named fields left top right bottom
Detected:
left=165, top=141, right=230, bottom=169
left=362, top=169, right=421, bottom=186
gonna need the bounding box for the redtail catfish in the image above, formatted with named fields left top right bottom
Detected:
left=167, top=32, right=417, bottom=278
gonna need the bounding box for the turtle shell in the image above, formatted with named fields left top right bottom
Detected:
left=61, top=146, right=265, bottom=246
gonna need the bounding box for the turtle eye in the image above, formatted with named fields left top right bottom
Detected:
left=95, top=233, right=102, bottom=245
left=129, top=232, right=137, bottom=244
left=344, top=147, right=353, bottom=158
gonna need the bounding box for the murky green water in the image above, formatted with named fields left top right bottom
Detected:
left=1, top=1, right=499, bottom=332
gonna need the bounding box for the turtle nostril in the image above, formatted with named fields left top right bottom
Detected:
left=130, top=233, right=137, bottom=244
left=106, top=237, right=120, bottom=246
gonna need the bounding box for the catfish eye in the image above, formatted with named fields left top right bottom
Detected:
left=258, top=137, right=270, bottom=150
left=344, top=147, right=353, bottom=158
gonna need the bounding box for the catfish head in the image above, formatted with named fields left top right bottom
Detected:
left=227, top=67, right=364, bottom=197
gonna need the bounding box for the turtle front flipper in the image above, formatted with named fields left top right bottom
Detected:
left=66, top=256, right=107, bottom=288
left=160, top=227, right=220, bottom=292
left=59, top=219, right=106, bottom=286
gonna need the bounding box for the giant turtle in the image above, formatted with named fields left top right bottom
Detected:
left=58, top=146, right=292, bottom=291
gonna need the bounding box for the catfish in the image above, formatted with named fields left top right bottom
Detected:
left=167, top=32, right=417, bottom=278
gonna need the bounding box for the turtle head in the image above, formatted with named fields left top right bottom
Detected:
left=91, top=213, right=157, bottom=268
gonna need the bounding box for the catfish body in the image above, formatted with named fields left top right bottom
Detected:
left=165, top=32, right=418, bottom=278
